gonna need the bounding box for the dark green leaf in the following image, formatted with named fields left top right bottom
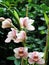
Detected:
left=14, top=59, right=21, bottom=65
left=7, top=56, right=15, bottom=60
left=44, top=13, right=49, bottom=25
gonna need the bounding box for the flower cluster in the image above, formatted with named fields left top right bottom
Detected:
left=0, top=17, right=35, bottom=43
left=0, top=16, right=45, bottom=65
left=5, top=28, right=26, bottom=43
left=13, top=47, right=45, bottom=65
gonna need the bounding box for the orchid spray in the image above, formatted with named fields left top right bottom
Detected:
left=0, top=4, right=45, bottom=65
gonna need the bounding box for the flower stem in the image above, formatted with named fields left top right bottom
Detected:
left=11, top=23, right=18, bottom=30
left=21, top=58, right=24, bottom=65
left=44, top=23, right=49, bottom=65
left=26, top=5, right=28, bottom=17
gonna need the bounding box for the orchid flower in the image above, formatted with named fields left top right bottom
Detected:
left=13, top=47, right=28, bottom=59
left=20, top=17, right=35, bottom=31
left=28, top=51, right=45, bottom=65
left=0, top=17, right=5, bottom=21
left=2, top=18, right=12, bottom=28
left=5, top=28, right=26, bottom=43
left=14, top=30, right=26, bottom=43
left=5, top=28, right=17, bottom=43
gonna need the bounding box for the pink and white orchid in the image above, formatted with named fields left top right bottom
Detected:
left=13, top=47, right=28, bottom=58
left=5, top=28, right=17, bottom=43
left=2, top=18, right=12, bottom=28
left=0, top=17, right=5, bottom=21
left=14, top=30, right=26, bottom=43
left=20, top=17, right=35, bottom=31
left=5, top=28, right=26, bottom=43
left=28, top=51, right=45, bottom=64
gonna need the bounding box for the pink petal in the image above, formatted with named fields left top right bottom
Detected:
left=23, top=47, right=28, bottom=58
left=24, top=47, right=28, bottom=52
left=20, top=17, right=28, bottom=28
left=28, top=58, right=34, bottom=64
left=13, top=48, right=18, bottom=54
left=2, top=18, right=12, bottom=28
left=37, top=59, right=45, bottom=64
left=14, top=54, right=20, bottom=59
left=28, top=52, right=33, bottom=58
left=28, top=19, right=34, bottom=25
left=38, top=52, right=44, bottom=58
left=13, top=38, right=21, bottom=43
left=7, top=31, right=13, bottom=37
left=5, top=38, right=12, bottom=43
left=14, top=31, right=26, bottom=43
left=0, top=17, right=5, bottom=21
left=13, top=48, right=20, bottom=59
left=20, top=18, right=24, bottom=27
left=27, top=25, right=35, bottom=31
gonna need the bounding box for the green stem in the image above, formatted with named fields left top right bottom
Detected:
left=22, top=41, right=26, bottom=47
left=0, top=3, right=8, bottom=8
left=21, top=58, right=24, bottom=65
left=26, top=5, right=28, bottom=17
left=44, top=23, right=49, bottom=65
left=8, top=9, right=21, bottom=30
left=11, top=23, right=18, bottom=30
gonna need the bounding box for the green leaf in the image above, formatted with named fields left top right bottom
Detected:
left=13, top=10, right=19, bottom=22
left=40, top=4, right=49, bottom=12
left=40, top=30, right=46, bottom=34
left=28, top=0, right=32, bottom=3
left=5, top=1, right=10, bottom=7
left=14, top=59, right=21, bottom=65
left=38, top=26, right=46, bottom=30
left=13, top=10, right=21, bottom=30
left=7, top=56, right=15, bottom=60
left=44, top=13, right=49, bottom=25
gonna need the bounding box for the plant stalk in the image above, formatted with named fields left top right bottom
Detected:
left=26, top=5, right=28, bottom=17
left=44, top=23, right=49, bottom=65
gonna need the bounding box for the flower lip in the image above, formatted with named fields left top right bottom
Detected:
left=33, top=55, right=39, bottom=62
left=18, top=47, right=24, bottom=57
left=31, top=52, right=39, bottom=62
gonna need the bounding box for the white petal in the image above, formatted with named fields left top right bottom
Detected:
left=27, top=25, right=35, bottom=31
left=6, top=18, right=12, bottom=23
left=13, top=48, right=18, bottom=54
left=24, top=47, right=28, bottom=52
left=14, top=54, right=20, bottom=59
left=13, top=38, right=21, bottom=43
left=20, top=18, right=24, bottom=27
left=14, top=31, right=26, bottom=43
left=37, top=59, right=45, bottom=64
left=5, top=38, right=11, bottom=43
left=28, top=19, right=34, bottom=25
left=0, top=17, right=5, bottom=21
left=28, top=52, right=33, bottom=58
left=7, top=31, right=13, bottom=37
left=28, top=58, right=34, bottom=64
left=38, top=52, right=44, bottom=58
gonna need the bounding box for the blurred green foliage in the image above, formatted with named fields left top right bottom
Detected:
left=0, top=0, right=49, bottom=65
